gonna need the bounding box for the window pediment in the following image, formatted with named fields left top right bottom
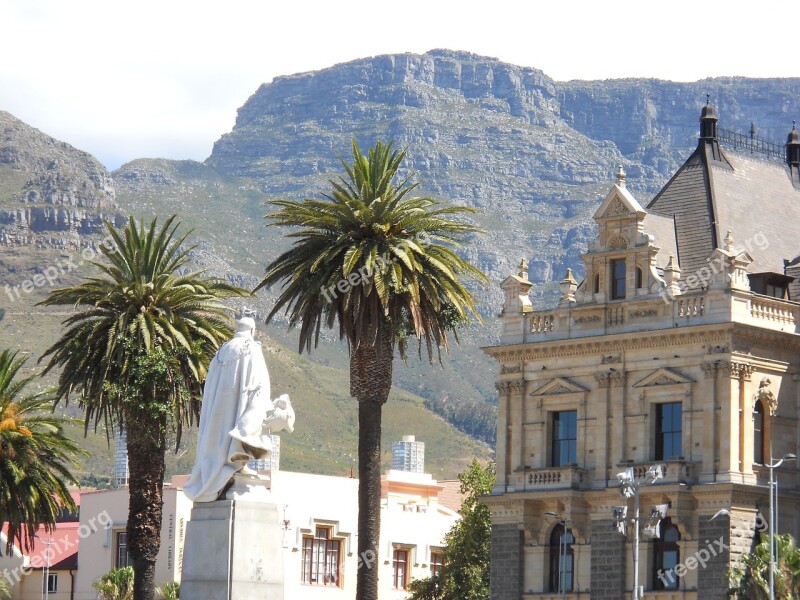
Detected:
left=530, top=377, right=588, bottom=396
left=633, top=368, right=693, bottom=388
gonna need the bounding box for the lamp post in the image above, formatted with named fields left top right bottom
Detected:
left=615, top=464, right=665, bottom=600
left=545, top=512, right=568, bottom=599
left=766, top=453, right=796, bottom=600
left=34, top=532, right=54, bottom=600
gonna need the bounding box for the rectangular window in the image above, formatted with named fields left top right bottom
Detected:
left=655, top=402, right=682, bottom=460
left=393, top=548, right=409, bottom=590
left=44, top=574, right=57, bottom=593
left=301, top=527, right=341, bottom=586
left=552, top=410, right=577, bottom=467
left=115, top=531, right=131, bottom=569
left=611, top=259, right=626, bottom=299
left=430, top=550, right=444, bottom=578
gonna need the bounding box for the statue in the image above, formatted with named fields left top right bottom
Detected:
left=184, top=311, right=294, bottom=503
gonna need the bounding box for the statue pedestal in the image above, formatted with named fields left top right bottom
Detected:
left=181, top=475, right=284, bottom=600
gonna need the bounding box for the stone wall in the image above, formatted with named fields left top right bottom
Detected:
left=590, top=520, right=626, bottom=599
left=697, top=514, right=734, bottom=600
left=490, top=523, right=522, bottom=600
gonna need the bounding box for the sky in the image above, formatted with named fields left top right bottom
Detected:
left=1, top=0, right=796, bottom=170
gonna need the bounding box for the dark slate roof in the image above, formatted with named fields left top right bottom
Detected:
left=647, top=139, right=800, bottom=280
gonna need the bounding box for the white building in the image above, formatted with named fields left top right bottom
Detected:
left=65, top=469, right=458, bottom=599
left=392, top=435, right=425, bottom=473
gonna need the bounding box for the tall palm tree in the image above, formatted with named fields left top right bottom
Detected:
left=39, top=216, right=249, bottom=600
left=255, top=140, right=487, bottom=600
left=0, top=349, right=83, bottom=555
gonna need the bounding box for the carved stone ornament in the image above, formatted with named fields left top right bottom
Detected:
left=754, top=377, right=778, bottom=415
left=601, top=354, right=622, bottom=364
left=607, top=198, right=628, bottom=216
left=608, top=235, right=628, bottom=250
left=501, top=364, right=522, bottom=374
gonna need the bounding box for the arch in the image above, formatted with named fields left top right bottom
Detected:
left=753, top=399, right=765, bottom=465
left=653, top=518, right=680, bottom=590
left=549, top=523, right=574, bottom=593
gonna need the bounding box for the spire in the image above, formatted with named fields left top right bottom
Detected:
left=700, top=95, right=718, bottom=140
left=616, top=165, right=627, bottom=188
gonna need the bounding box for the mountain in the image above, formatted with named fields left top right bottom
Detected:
left=4, top=50, right=800, bottom=477
left=0, top=110, right=123, bottom=248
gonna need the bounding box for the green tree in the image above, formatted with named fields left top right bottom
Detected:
left=728, top=533, right=800, bottom=599
left=39, top=216, right=248, bottom=600
left=256, top=140, right=486, bottom=600
left=407, top=459, right=494, bottom=600
left=0, top=577, right=10, bottom=600
left=93, top=566, right=134, bottom=600
left=0, top=349, right=84, bottom=555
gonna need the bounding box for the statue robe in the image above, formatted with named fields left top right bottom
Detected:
left=184, top=330, right=274, bottom=502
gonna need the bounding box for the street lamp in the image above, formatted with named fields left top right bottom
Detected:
left=34, top=532, right=54, bottom=600
left=545, top=512, right=569, bottom=599
left=615, top=464, right=665, bottom=600
left=766, top=453, right=796, bottom=600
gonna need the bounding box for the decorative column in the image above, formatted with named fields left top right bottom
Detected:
left=701, top=362, right=718, bottom=482
left=594, top=372, right=612, bottom=487
left=494, top=382, right=511, bottom=494
left=510, top=380, right=526, bottom=474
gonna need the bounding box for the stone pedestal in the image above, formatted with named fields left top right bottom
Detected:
left=181, top=475, right=284, bottom=600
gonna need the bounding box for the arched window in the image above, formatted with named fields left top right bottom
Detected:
left=593, top=273, right=600, bottom=294
left=636, top=267, right=643, bottom=289
left=653, top=519, right=680, bottom=590
left=549, top=524, right=574, bottom=593
left=753, top=400, right=765, bottom=465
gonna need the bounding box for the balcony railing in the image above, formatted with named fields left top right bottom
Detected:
left=510, top=464, right=589, bottom=492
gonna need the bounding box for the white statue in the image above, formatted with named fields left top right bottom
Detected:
left=184, top=312, right=294, bottom=502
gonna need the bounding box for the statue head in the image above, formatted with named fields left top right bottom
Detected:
left=235, top=308, right=257, bottom=335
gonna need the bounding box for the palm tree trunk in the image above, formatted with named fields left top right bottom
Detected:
left=351, top=330, right=393, bottom=600
left=125, top=411, right=166, bottom=600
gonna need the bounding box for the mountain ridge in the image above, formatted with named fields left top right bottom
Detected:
left=3, top=50, right=800, bottom=474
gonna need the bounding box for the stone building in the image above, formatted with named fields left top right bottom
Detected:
left=484, top=104, right=800, bottom=599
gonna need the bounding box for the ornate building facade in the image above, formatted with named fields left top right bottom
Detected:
left=484, top=105, right=800, bottom=599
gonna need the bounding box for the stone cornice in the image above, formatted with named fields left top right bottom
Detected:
left=485, top=326, right=731, bottom=363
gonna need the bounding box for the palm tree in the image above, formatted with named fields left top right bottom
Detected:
left=255, top=139, right=487, bottom=600
left=39, top=216, right=249, bottom=600
left=0, top=349, right=83, bottom=555
left=728, top=533, right=800, bottom=599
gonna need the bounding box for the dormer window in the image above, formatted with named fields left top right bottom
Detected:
left=748, top=273, right=793, bottom=299
left=611, top=259, right=626, bottom=300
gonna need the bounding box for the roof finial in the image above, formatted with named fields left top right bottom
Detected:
left=518, top=257, right=528, bottom=280
left=724, top=230, right=735, bottom=253
left=706, top=93, right=710, bottom=105
left=616, top=165, right=627, bottom=188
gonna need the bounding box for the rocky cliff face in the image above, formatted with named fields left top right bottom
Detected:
left=559, top=77, right=800, bottom=176
left=205, top=51, right=800, bottom=297
left=0, top=111, right=122, bottom=248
